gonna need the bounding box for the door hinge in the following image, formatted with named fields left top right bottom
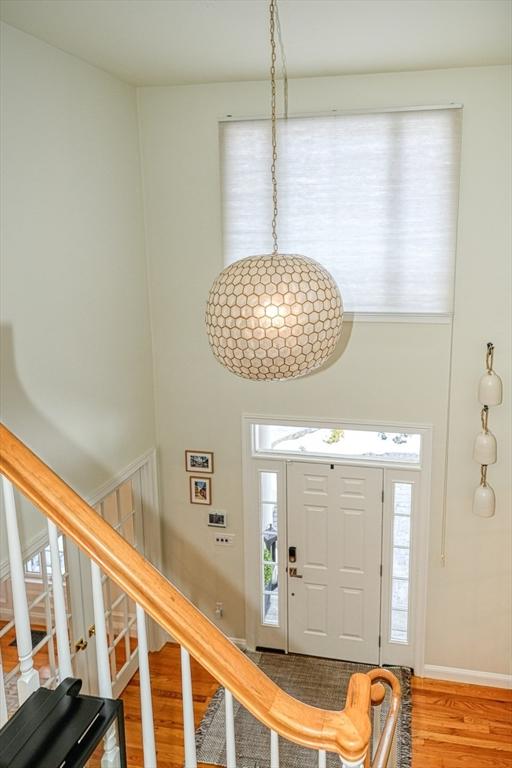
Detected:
left=379, top=564, right=383, bottom=577
left=378, top=634, right=381, bottom=648
left=381, top=489, right=384, bottom=503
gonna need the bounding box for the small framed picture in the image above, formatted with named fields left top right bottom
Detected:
left=208, top=511, right=226, bottom=528
left=185, top=450, right=214, bottom=474
left=190, top=476, right=212, bottom=505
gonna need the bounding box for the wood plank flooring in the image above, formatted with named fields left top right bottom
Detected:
left=412, top=676, right=512, bottom=767
left=118, top=643, right=512, bottom=768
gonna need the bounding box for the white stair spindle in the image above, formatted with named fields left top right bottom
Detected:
left=135, top=603, right=157, bottom=767
left=270, top=729, right=279, bottom=767
left=91, top=561, right=120, bottom=768
left=47, top=520, right=72, bottom=680
left=372, top=702, right=382, bottom=762
left=1, top=476, right=39, bottom=703
left=180, top=646, right=197, bottom=768
left=224, top=688, right=236, bottom=768
left=318, top=749, right=326, bottom=768
left=0, top=649, right=8, bottom=726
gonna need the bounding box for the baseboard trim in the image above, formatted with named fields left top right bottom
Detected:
left=423, top=664, right=512, bottom=689
left=228, top=637, right=247, bottom=650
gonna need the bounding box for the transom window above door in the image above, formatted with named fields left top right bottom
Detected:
left=253, top=422, right=422, bottom=465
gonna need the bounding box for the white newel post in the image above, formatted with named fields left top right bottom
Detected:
left=135, top=603, right=157, bottom=767
left=224, top=688, right=236, bottom=768
left=1, top=476, right=40, bottom=704
left=91, top=561, right=120, bottom=768
left=47, top=520, right=73, bottom=681
left=180, top=646, right=197, bottom=768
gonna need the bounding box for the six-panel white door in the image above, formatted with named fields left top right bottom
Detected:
left=287, top=462, right=383, bottom=663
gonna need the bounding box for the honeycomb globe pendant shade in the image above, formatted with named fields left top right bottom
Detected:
left=205, top=0, right=343, bottom=381
left=206, top=253, right=343, bottom=381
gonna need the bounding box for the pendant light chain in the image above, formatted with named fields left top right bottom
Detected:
left=205, top=1, right=343, bottom=382
left=270, top=0, right=279, bottom=255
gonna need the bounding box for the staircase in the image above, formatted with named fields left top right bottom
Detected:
left=0, top=424, right=400, bottom=768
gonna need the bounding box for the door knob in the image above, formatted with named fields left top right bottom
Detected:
left=74, top=637, right=88, bottom=652
left=88, top=624, right=96, bottom=638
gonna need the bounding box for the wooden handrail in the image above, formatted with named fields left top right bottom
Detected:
left=0, top=423, right=398, bottom=763
left=366, top=669, right=402, bottom=768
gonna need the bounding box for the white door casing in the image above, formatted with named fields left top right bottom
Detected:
left=287, top=462, right=383, bottom=664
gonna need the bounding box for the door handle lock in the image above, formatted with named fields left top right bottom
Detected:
left=289, top=567, right=303, bottom=578
left=74, top=637, right=88, bottom=652
left=88, top=624, right=96, bottom=638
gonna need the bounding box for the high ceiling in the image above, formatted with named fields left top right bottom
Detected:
left=1, top=0, right=510, bottom=86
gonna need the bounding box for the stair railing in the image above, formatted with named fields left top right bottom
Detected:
left=0, top=423, right=401, bottom=768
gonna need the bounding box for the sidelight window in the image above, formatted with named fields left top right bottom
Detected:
left=390, top=482, right=412, bottom=643
left=259, top=471, right=279, bottom=626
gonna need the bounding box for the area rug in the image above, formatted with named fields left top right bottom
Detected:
left=196, top=650, right=411, bottom=768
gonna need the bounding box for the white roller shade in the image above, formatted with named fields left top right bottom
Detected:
left=220, top=107, right=462, bottom=315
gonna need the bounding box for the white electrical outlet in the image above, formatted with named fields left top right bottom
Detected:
left=214, top=533, right=235, bottom=546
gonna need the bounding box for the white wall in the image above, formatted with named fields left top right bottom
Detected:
left=138, top=65, right=511, bottom=675
left=0, top=23, right=156, bottom=561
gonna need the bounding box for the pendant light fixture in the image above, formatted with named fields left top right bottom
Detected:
left=206, top=0, right=343, bottom=381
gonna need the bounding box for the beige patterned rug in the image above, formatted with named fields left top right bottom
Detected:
left=196, top=650, right=411, bottom=768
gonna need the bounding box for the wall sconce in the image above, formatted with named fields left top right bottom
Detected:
left=473, top=342, right=501, bottom=518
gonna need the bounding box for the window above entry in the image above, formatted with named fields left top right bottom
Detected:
left=220, top=106, right=462, bottom=319
left=253, top=423, right=422, bottom=466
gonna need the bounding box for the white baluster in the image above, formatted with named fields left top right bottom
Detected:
left=180, top=646, right=197, bottom=768
left=0, top=648, right=8, bottom=726
left=135, top=603, right=157, bottom=767
left=270, top=729, right=279, bottom=767
left=372, top=702, right=382, bottom=761
left=224, top=688, right=236, bottom=768
left=1, top=477, right=39, bottom=703
left=47, top=521, right=72, bottom=680
left=91, top=561, right=120, bottom=768
left=318, top=749, right=326, bottom=768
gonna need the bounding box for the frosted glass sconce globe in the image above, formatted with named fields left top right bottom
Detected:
left=205, top=253, right=343, bottom=381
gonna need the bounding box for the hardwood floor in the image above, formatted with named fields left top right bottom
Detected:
left=412, top=676, right=512, bottom=767
left=118, top=643, right=512, bottom=768
left=120, top=643, right=218, bottom=768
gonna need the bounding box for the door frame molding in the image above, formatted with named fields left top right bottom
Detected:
left=242, top=413, right=432, bottom=675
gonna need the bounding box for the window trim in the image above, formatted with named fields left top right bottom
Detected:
left=219, top=103, right=463, bottom=124
left=250, top=414, right=429, bottom=471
